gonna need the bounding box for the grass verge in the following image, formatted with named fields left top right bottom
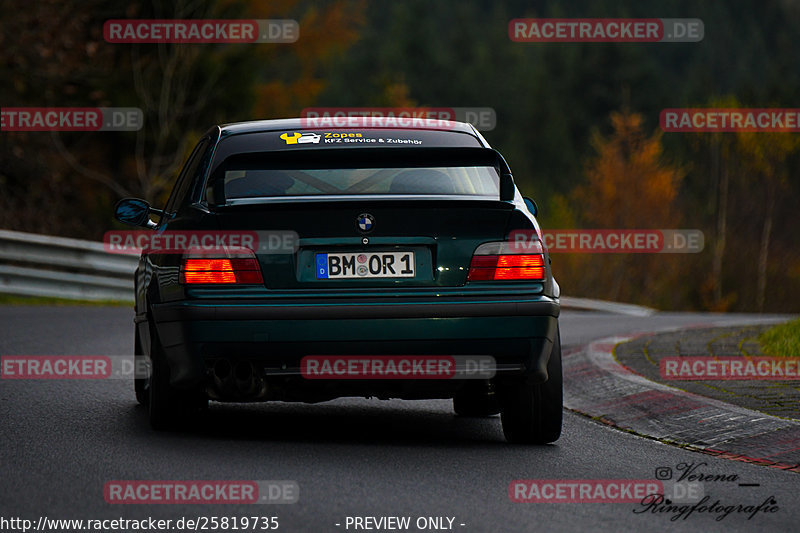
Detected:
left=758, top=318, right=800, bottom=358
left=0, top=293, right=131, bottom=307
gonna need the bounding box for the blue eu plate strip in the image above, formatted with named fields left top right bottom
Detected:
left=316, top=253, right=329, bottom=279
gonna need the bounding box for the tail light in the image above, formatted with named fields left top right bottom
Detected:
left=467, top=240, right=546, bottom=281
left=181, top=249, right=263, bottom=285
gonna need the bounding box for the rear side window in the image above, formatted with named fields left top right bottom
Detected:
left=165, top=138, right=210, bottom=213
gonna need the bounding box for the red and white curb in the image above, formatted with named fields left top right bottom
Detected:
left=563, top=326, right=800, bottom=472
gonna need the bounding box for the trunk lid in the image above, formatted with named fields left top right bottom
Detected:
left=213, top=199, right=516, bottom=289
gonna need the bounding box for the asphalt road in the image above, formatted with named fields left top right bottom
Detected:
left=0, top=306, right=797, bottom=533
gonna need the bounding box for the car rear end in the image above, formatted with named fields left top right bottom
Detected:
left=136, top=120, right=562, bottom=442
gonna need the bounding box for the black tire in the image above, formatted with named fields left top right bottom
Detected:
left=453, top=388, right=501, bottom=417
left=134, top=329, right=149, bottom=406
left=500, top=328, right=563, bottom=444
left=147, top=323, right=207, bottom=430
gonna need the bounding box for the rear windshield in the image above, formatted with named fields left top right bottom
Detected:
left=222, top=166, right=499, bottom=198
left=204, top=147, right=508, bottom=203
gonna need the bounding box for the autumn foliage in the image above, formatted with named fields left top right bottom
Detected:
left=552, top=111, right=686, bottom=307
left=2, top=1, right=800, bottom=311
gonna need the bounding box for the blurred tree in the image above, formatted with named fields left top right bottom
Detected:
left=3, top=0, right=800, bottom=311
left=0, top=0, right=120, bottom=235
left=250, top=0, right=365, bottom=117
left=578, top=111, right=682, bottom=227
left=688, top=96, right=741, bottom=312
left=0, top=0, right=365, bottom=237
left=736, top=129, right=800, bottom=312
left=572, top=110, right=684, bottom=303
left=107, top=0, right=365, bottom=205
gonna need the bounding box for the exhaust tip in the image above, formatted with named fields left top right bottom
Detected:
left=234, top=361, right=253, bottom=381
left=214, top=359, right=232, bottom=379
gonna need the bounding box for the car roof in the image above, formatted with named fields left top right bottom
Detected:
left=217, top=117, right=480, bottom=137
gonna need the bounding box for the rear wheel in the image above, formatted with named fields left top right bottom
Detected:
left=499, top=328, right=563, bottom=444
left=147, top=323, right=207, bottom=430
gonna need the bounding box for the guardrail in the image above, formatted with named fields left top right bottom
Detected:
left=559, top=296, right=655, bottom=317
left=0, top=229, right=656, bottom=315
left=0, top=229, right=138, bottom=301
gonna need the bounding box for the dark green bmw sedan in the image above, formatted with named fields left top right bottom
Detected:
left=114, top=118, right=562, bottom=443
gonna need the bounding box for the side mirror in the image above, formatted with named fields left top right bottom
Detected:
left=499, top=173, right=516, bottom=202
left=523, top=197, right=538, bottom=217
left=114, top=198, right=159, bottom=228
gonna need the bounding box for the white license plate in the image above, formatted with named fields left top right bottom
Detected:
left=315, top=251, right=415, bottom=279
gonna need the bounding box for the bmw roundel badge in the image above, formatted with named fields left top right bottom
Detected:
left=357, top=213, right=375, bottom=233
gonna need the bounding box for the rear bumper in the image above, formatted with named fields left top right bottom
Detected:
left=144, top=295, right=560, bottom=393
